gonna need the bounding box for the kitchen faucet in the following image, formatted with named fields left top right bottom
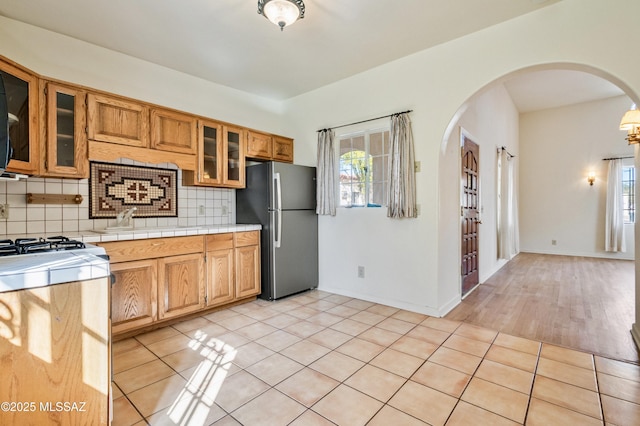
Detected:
left=115, top=206, right=137, bottom=227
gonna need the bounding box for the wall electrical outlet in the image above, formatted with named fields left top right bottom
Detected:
left=221, top=205, right=228, bottom=215
left=552, top=239, right=557, bottom=246
left=198, top=205, right=205, bottom=216
left=0, top=204, right=8, bottom=219
left=358, top=266, right=365, bottom=278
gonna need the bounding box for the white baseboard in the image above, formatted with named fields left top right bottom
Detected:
left=317, top=285, right=441, bottom=317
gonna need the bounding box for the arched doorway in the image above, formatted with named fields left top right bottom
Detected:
left=437, top=63, right=640, bottom=362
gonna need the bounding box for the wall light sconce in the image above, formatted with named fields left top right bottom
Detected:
left=620, top=104, right=640, bottom=144
left=587, top=172, right=596, bottom=186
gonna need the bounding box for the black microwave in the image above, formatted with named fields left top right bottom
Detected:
left=0, top=74, right=11, bottom=174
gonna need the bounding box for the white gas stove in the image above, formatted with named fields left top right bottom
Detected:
left=0, top=236, right=110, bottom=293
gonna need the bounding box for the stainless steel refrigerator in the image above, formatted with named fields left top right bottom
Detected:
left=236, top=162, right=318, bottom=300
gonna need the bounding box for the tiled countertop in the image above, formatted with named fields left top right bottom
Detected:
left=4, top=224, right=262, bottom=244
left=0, top=224, right=260, bottom=293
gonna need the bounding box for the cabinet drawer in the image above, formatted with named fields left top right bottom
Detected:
left=234, top=231, right=259, bottom=247
left=99, top=235, right=204, bottom=263
left=206, top=233, right=234, bottom=251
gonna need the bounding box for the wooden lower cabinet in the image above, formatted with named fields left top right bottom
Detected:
left=158, top=253, right=205, bottom=320
left=105, top=232, right=260, bottom=336
left=236, top=244, right=260, bottom=298
left=206, top=248, right=235, bottom=307
left=111, top=259, right=158, bottom=334
left=0, top=278, right=110, bottom=425
left=206, top=231, right=260, bottom=306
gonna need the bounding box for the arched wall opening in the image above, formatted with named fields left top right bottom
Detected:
left=437, top=62, right=638, bottom=312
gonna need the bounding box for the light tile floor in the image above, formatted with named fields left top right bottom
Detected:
left=112, top=290, right=640, bottom=425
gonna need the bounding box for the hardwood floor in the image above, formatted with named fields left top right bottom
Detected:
left=445, top=252, right=640, bottom=364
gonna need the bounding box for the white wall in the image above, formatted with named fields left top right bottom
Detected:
left=283, top=0, right=640, bottom=316
left=0, top=17, right=285, bottom=135
left=519, top=95, right=635, bottom=259
left=438, top=84, right=520, bottom=308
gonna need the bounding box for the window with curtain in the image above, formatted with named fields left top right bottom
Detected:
left=338, top=128, right=389, bottom=207
left=622, top=165, right=635, bottom=224
left=605, top=158, right=626, bottom=253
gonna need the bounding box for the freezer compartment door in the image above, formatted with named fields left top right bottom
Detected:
left=272, top=162, right=317, bottom=210
left=271, top=209, right=318, bottom=299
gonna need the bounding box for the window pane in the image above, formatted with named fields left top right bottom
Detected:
left=339, top=136, right=367, bottom=207
left=338, top=129, right=390, bottom=208
left=623, top=166, right=635, bottom=224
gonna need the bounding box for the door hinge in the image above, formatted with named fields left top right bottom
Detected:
left=461, top=206, right=464, bottom=216
left=204, top=295, right=208, bottom=303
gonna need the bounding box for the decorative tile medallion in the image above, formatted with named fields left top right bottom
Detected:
left=89, top=162, right=178, bottom=218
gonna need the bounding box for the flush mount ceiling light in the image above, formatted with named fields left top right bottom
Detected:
left=258, top=0, right=305, bottom=31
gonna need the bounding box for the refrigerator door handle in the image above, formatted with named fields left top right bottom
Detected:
left=274, top=172, right=282, bottom=248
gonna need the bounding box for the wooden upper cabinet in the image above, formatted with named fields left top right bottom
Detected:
left=223, top=125, right=245, bottom=188
left=246, top=130, right=294, bottom=163
left=273, top=136, right=294, bottom=163
left=1, top=58, right=40, bottom=175
left=150, top=108, right=197, bottom=155
left=183, top=119, right=223, bottom=186
left=246, top=130, right=272, bottom=160
left=41, top=81, right=88, bottom=178
left=87, top=93, right=149, bottom=147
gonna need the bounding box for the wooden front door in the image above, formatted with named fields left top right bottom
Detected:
left=461, top=135, right=480, bottom=296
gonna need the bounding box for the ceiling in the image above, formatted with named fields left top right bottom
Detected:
left=0, top=0, right=626, bottom=110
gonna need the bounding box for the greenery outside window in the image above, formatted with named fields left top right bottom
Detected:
left=338, top=128, right=389, bottom=207
left=623, top=166, right=635, bottom=224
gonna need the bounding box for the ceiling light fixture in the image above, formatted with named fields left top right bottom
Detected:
left=620, top=104, right=640, bottom=144
left=258, top=0, right=305, bottom=31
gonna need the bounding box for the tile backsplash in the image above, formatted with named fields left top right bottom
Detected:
left=0, top=160, right=235, bottom=237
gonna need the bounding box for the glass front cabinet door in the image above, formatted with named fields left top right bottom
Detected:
left=198, top=119, right=223, bottom=185
left=223, top=125, right=245, bottom=188
left=43, top=82, right=88, bottom=178
left=0, top=59, right=39, bottom=175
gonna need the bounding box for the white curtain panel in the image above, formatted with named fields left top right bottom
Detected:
left=497, top=149, right=519, bottom=259
left=316, top=129, right=337, bottom=216
left=605, top=159, right=626, bottom=252
left=387, top=113, right=417, bottom=218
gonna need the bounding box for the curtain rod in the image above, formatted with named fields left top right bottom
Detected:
left=602, top=155, right=634, bottom=160
left=317, top=109, right=413, bottom=133
left=498, top=146, right=515, bottom=158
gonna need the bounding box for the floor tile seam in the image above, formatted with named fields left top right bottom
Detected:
left=526, top=394, right=605, bottom=423
left=117, top=393, right=148, bottom=425
left=595, top=378, right=640, bottom=406
left=115, top=358, right=181, bottom=395
left=533, top=368, right=599, bottom=394
left=593, top=368, right=607, bottom=425
left=286, top=407, right=335, bottom=426
left=520, top=338, right=544, bottom=425
left=113, top=351, right=162, bottom=376
left=594, top=366, right=640, bottom=384
left=446, top=398, right=525, bottom=426
left=440, top=332, right=535, bottom=421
